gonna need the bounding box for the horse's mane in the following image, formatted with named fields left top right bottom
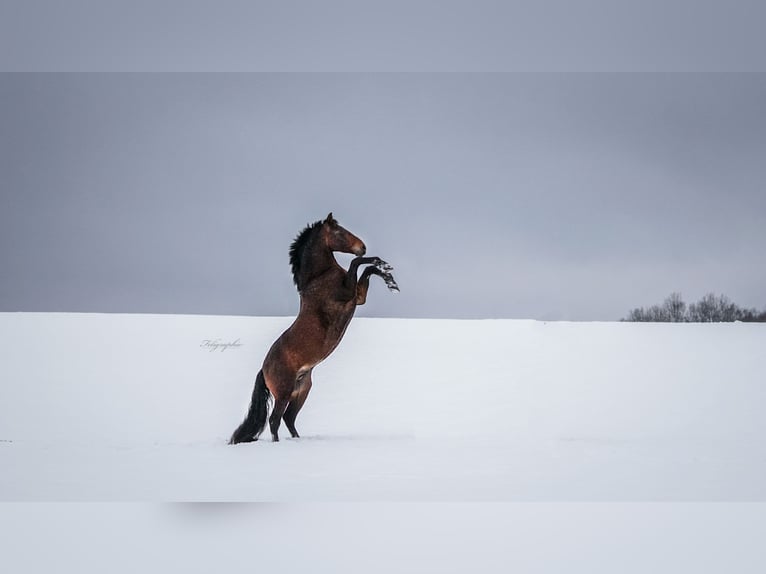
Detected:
left=289, top=219, right=324, bottom=288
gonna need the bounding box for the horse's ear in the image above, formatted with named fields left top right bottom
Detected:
left=325, top=212, right=336, bottom=225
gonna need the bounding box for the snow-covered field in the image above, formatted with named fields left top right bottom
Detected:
left=0, top=312, right=764, bottom=501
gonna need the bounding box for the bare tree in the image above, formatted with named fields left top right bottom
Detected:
left=624, top=292, right=765, bottom=323
left=624, top=307, right=649, bottom=322
left=689, top=293, right=718, bottom=322
left=663, top=292, right=686, bottom=322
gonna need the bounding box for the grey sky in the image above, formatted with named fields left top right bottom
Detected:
left=3, top=1, right=766, bottom=72
left=1, top=74, right=765, bottom=320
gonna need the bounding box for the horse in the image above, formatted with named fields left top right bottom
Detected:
left=229, top=213, right=398, bottom=444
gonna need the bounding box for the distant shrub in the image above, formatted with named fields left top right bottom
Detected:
left=622, top=292, right=766, bottom=323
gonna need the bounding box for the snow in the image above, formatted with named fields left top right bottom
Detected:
left=0, top=312, right=764, bottom=501
left=2, top=502, right=766, bottom=573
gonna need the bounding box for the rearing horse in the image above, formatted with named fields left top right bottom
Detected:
left=230, top=213, right=398, bottom=444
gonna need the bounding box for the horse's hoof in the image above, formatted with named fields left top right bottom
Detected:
left=375, top=259, right=393, bottom=272
left=384, top=274, right=399, bottom=292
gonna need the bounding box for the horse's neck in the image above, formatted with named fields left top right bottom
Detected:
left=298, top=239, right=337, bottom=288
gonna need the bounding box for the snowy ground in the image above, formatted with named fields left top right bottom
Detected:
left=0, top=312, right=764, bottom=501
left=2, top=502, right=765, bottom=573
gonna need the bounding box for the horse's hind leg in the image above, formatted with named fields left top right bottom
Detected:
left=269, top=397, right=290, bottom=442
left=283, top=374, right=312, bottom=438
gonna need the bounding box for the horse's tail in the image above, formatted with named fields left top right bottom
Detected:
left=229, top=370, right=271, bottom=444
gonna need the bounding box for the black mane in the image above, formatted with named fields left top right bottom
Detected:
left=289, top=219, right=324, bottom=288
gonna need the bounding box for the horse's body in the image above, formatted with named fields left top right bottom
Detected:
left=230, top=213, right=397, bottom=444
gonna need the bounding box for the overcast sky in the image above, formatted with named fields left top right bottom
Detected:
left=1, top=74, right=765, bottom=320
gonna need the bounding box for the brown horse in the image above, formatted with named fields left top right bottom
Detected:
left=229, top=213, right=398, bottom=444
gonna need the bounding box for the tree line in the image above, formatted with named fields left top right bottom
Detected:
left=623, top=292, right=766, bottom=322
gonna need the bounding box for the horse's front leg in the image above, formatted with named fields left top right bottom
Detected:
left=356, top=266, right=399, bottom=305
left=355, top=266, right=377, bottom=305
left=343, top=256, right=391, bottom=294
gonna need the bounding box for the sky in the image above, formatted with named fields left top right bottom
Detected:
left=1, top=73, right=765, bottom=320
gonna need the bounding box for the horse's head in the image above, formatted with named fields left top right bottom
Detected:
left=321, top=212, right=366, bottom=256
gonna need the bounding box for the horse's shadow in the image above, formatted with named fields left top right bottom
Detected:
left=284, top=433, right=413, bottom=443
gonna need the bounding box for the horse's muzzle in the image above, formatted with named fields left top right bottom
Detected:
left=354, top=243, right=367, bottom=256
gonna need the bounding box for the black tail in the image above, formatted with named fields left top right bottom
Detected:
left=229, top=370, right=271, bottom=444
